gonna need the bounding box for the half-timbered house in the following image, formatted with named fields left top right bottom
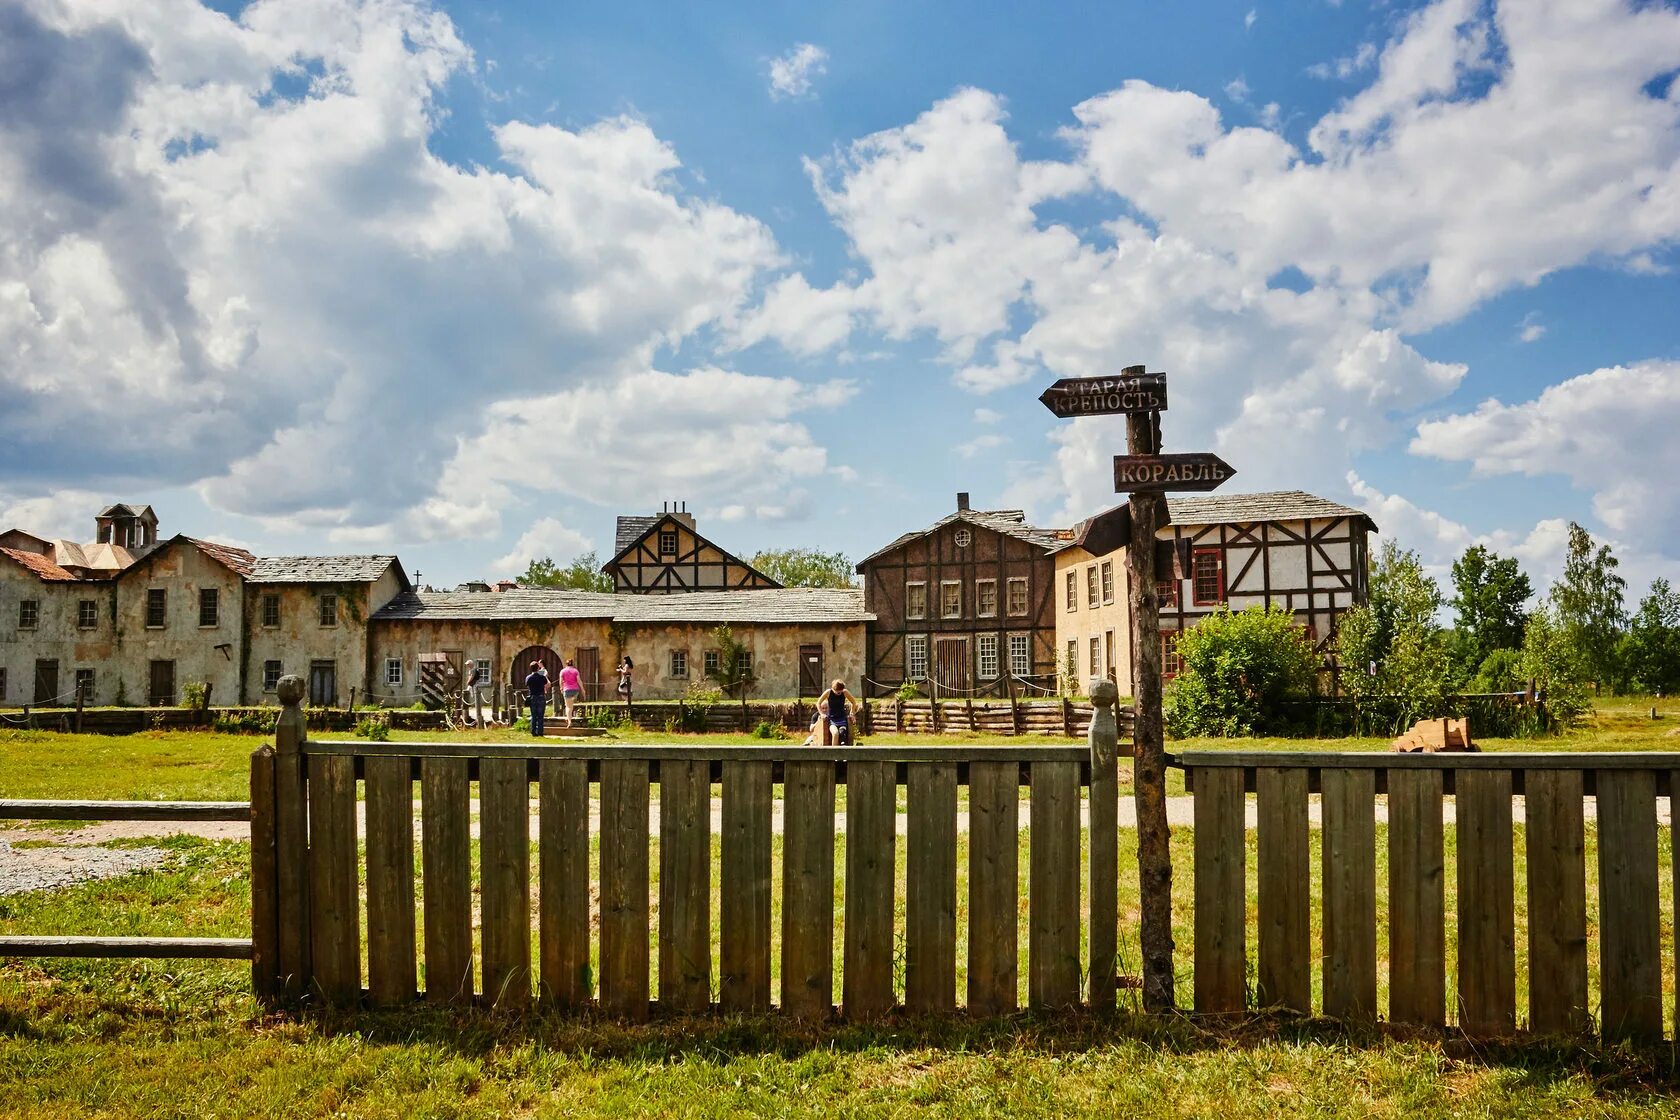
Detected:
left=856, top=493, right=1068, bottom=698
left=1057, top=491, right=1376, bottom=687
left=602, top=502, right=780, bottom=594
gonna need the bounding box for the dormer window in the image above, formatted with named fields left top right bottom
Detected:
left=659, top=529, right=678, bottom=555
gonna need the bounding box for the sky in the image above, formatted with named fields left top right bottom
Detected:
left=2, top=0, right=1679, bottom=596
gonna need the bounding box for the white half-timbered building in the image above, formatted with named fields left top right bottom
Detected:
left=603, top=503, right=780, bottom=594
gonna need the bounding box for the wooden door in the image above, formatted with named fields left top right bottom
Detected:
left=799, top=645, right=824, bottom=697
left=511, top=645, right=563, bottom=693
left=34, top=659, right=59, bottom=706
left=147, top=659, right=174, bottom=706
left=576, top=647, right=600, bottom=700
left=308, top=660, right=337, bottom=707
left=934, top=638, right=971, bottom=694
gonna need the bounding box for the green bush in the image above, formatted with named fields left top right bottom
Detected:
left=211, top=709, right=277, bottom=734
left=1471, top=648, right=1527, bottom=694
left=586, top=707, right=626, bottom=730
left=751, top=719, right=786, bottom=740
left=1165, top=606, right=1320, bottom=737
left=353, top=716, right=390, bottom=741
left=180, top=681, right=208, bottom=709
left=895, top=681, right=923, bottom=701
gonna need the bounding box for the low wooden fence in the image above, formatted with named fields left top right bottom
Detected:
left=551, top=697, right=1117, bottom=738
left=1180, top=751, right=1680, bottom=1041
left=2, top=705, right=444, bottom=735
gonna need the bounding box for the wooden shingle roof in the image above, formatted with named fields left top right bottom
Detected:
left=247, top=555, right=406, bottom=585
left=858, top=508, right=1067, bottom=570
left=1165, top=491, right=1377, bottom=532
left=0, top=547, right=83, bottom=582
left=371, top=587, right=871, bottom=625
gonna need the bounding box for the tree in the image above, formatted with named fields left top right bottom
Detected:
left=1368, top=540, right=1442, bottom=656
left=705, top=623, right=757, bottom=727
left=749, top=548, right=857, bottom=589
left=518, top=552, right=612, bottom=592
left=1623, top=579, right=1680, bottom=695
left=1549, top=522, right=1627, bottom=692
left=1164, top=606, right=1320, bottom=736
left=1449, top=545, right=1532, bottom=674
left=1332, top=542, right=1454, bottom=731
left=1522, top=604, right=1591, bottom=728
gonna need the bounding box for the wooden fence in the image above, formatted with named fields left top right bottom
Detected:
left=1180, top=751, right=1680, bottom=1041
left=551, top=697, right=1117, bottom=738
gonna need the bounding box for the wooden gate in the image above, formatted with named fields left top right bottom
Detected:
left=799, top=645, right=824, bottom=697
left=934, top=638, right=970, bottom=694
left=147, top=659, right=174, bottom=706
left=33, top=659, right=58, bottom=706
left=575, top=647, right=600, bottom=700
left=307, top=661, right=336, bottom=707
left=511, top=645, right=562, bottom=694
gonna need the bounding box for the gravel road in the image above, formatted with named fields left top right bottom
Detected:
left=0, top=837, right=171, bottom=896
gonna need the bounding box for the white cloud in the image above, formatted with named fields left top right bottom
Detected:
left=1307, top=41, right=1378, bottom=81
left=493, top=517, right=593, bottom=575
left=973, top=407, right=1003, bottom=425
left=955, top=433, right=1009, bottom=459
left=1245, top=9, right=1258, bottom=31
left=767, top=43, right=827, bottom=101
left=1517, top=311, right=1546, bottom=343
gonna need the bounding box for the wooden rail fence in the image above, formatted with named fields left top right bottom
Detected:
left=1181, top=751, right=1680, bottom=1041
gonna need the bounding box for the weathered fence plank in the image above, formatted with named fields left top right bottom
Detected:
left=1255, top=767, right=1309, bottom=1013
left=1321, top=767, right=1376, bottom=1021
left=1523, top=768, right=1588, bottom=1036
left=421, top=756, right=473, bottom=1002
left=1456, top=769, right=1515, bottom=1036
left=720, top=760, right=772, bottom=1012
left=248, top=747, right=280, bottom=1005
left=782, top=759, right=835, bottom=1017
left=905, top=762, right=957, bottom=1014
left=1087, top=691, right=1120, bottom=1014
left=1028, top=759, right=1080, bottom=1009
left=1193, top=766, right=1246, bottom=1015
left=659, top=759, right=712, bottom=1013
left=966, top=759, right=1019, bottom=1015
left=844, top=760, right=897, bottom=1019
left=307, top=752, right=360, bottom=1004
left=273, top=705, right=311, bottom=1000
left=1596, top=769, right=1662, bottom=1044
left=364, top=754, right=416, bottom=1007
left=480, top=756, right=532, bottom=1008
left=599, top=758, right=650, bottom=1020
left=539, top=759, right=590, bottom=1009
left=1387, top=767, right=1444, bottom=1027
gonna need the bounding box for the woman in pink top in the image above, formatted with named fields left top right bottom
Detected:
left=559, top=658, right=583, bottom=727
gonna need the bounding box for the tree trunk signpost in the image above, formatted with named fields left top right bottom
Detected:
left=1041, top=363, right=1236, bottom=1013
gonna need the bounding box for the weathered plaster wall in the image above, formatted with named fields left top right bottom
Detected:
left=114, top=545, right=245, bottom=706
left=1054, top=546, right=1134, bottom=691
left=0, top=565, right=120, bottom=705
left=244, top=583, right=376, bottom=706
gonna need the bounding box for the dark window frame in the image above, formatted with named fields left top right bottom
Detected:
left=1192, top=548, right=1225, bottom=606
left=317, top=593, right=338, bottom=628
left=77, top=599, right=98, bottom=629
left=263, top=660, right=282, bottom=692
left=658, top=529, right=678, bottom=555
left=18, top=599, right=39, bottom=631
left=145, top=588, right=166, bottom=628
left=75, top=668, right=95, bottom=702
left=261, top=593, right=280, bottom=628
left=199, top=587, right=219, bottom=628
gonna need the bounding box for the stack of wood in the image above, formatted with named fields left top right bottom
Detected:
left=1391, top=716, right=1476, bottom=753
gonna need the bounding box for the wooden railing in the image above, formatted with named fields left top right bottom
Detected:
left=1179, top=751, right=1680, bottom=1041
left=256, top=688, right=1128, bottom=1016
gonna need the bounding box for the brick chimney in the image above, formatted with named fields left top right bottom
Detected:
left=957, top=492, right=970, bottom=512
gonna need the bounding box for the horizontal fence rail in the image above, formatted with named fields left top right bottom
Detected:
left=1178, top=750, right=1680, bottom=1042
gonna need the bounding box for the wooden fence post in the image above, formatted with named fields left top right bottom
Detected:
left=249, top=745, right=280, bottom=1005
left=74, top=692, right=84, bottom=734
left=272, top=676, right=312, bottom=1000
left=1087, top=679, right=1119, bottom=1013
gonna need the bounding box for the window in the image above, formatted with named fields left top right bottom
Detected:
left=0, top=668, right=6, bottom=700
left=1157, top=578, right=1179, bottom=608
left=704, top=649, right=720, bottom=676
left=385, top=658, right=402, bottom=687
left=907, top=634, right=929, bottom=680
left=1100, top=562, right=1114, bottom=605
left=1006, top=577, right=1028, bottom=617
left=940, top=581, right=962, bottom=619
left=659, top=529, right=678, bottom=555
left=736, top=650, right=754, bottom=677
left=1009, top=634, right=1030, bottom=677
left=261, top=593, right=280, bottom=628
left=317, top=593, right=338, bottom=627
left=1065, top=570, right=1077, bottom=613
left=1066, top=640, right=1077, bottom=680
left=1192, top=549, right=1225, bottom=605
left=1163, top=631, right=1183, bottom=678
left=199, top=587, right=219, bottom=628
left=18, top=599, right=38, bottom=630
left=1086, top=566, right=1099, bottom=609
left=906, top=582, right=928, bottom=620
left=976, top=579, right=998, bottom=618
left=75, top=669, right=94, bottom=702
left=77, top=600, right=98, bottom=629
left=977, top=634, right=999, bottom=678
left=1089, top=636, right=1101, bottom=676
left=670, top=649, right=688, bottom=678
left=954, top=527, right=972, bottom=548
left=263, top=661, right=282, bottom=692
left=1104, top=630, right=1116, bottom=677
left=146, top=588, right=166, bottom=628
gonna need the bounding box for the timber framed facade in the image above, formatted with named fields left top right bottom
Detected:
left=603, top=504, right=779, bottom=595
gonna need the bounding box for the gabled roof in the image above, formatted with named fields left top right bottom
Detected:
left=117, top=535, right=255, bottom=580
left=604, top=514, right=781, bottom=588
left=0, top=547, right=84, bottom=582
left=614, top=516, right=660, bottom=555
left=370, top=587, right=871, bottom=624
left=1165, top=491, right=1378, bottom=533
left=0, top=529, right=51, bottom=555
left=247, top=555, right=409, bottom=588
left=857, top=508, right=1068, bottom=570
left=97, top=503, right=157, bottom=522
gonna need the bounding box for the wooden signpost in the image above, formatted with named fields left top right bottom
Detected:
left=1042, top=362, right=1234, bottom=1014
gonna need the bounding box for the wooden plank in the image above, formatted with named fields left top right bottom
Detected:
left=273, top=748, right=311, bottom=1000
left=1087, top=718, right=1119, bottom=1014
left=1455, top=768, right=1515, bottom=1037
left=479, top=757, right=532, bottom=1008
left=1176, top=751, right=1680, bottom=771
left=659, top=759, right=712, bottom=1013
left=308, top=740, right=1092, bottom=764
left=780, top=759, right=835, bottom=1018
left=720, top=760, right=772, bottom=1012
left=0, top=936, right=253, bottom=959
left=1320, top=767, right=1376, bottom=1021
left=539, top=759, right=590, bottom=1008
left=307, top=752, right=360, bottom=1004
left=248, top=748, right=280, bottom=1004
left=1028, top=759, right=1080, bottom=1009
left=0, top=799, right=251, bottom=821
left=1596, top=769, right=1662, bottom=1044
left=364, top=754, right=416, bottom=1007
left=966, top=760, right=1019, bottom=1016
left=1193, top=766, right=1245, bottom=1014
left=844, top=760, right=897, bottom=1019
left=1255, top=767, right=1309, bottom=1013
left=1523, top=768, right=1588, bottom=1036
left=599, top=758, right=650, bottom=1020
left=1387, top=768, right=1444, bottom=1027
left=421, top=756, right=473, bottom=1003
left=905, top=762, right=957, bottom=1014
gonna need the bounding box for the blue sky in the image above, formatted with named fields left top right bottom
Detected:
left=3, top=0, right=1679, bottom=595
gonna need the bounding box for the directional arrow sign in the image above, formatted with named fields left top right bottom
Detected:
left=1114, top=453, right=1236, bottom=493
left=1039, top=374, right=1167, bottom=418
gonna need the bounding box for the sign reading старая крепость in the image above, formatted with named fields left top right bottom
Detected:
left=1037, top=374, right=1168, bottom=417
left=1113, top=452, right=1236, bottom=493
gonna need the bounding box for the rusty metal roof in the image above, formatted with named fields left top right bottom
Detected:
left=0, top=547, right=85, bottom=582
left=372, top=587, right=871, bottom=625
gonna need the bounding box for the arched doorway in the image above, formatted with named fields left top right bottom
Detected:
left=510, top=645, right=563, bottom=695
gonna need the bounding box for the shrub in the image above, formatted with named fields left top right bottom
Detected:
left=586, top=707, right=626, bottom=730
left=212, top=710, right=278, bottom=734
left=1471, top=648, right=1527, bottom=694
left=895, top=681, right=923, bottom=701
left=1165, top=606, right=1320, bottom=737
left=180, top=681, right=208, bottom=709
left=353, top=716, right=390, bottom=741
left=752, top=719, right=786, bottom=740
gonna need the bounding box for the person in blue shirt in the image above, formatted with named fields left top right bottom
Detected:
left=525, top=661, right=548, bottom=737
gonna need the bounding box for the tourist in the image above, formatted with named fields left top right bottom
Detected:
left=559, top=657, right=583, bottom=727
left=524, top=660, right=548, bottom=737
left=461, top=658, right=485, bottom=728
left=616, top=656, right=634, bottom=701
left=818, top=677, right=860, bottom=745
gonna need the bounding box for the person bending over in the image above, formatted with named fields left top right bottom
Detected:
left=819, top=678, right=860, bottom=745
